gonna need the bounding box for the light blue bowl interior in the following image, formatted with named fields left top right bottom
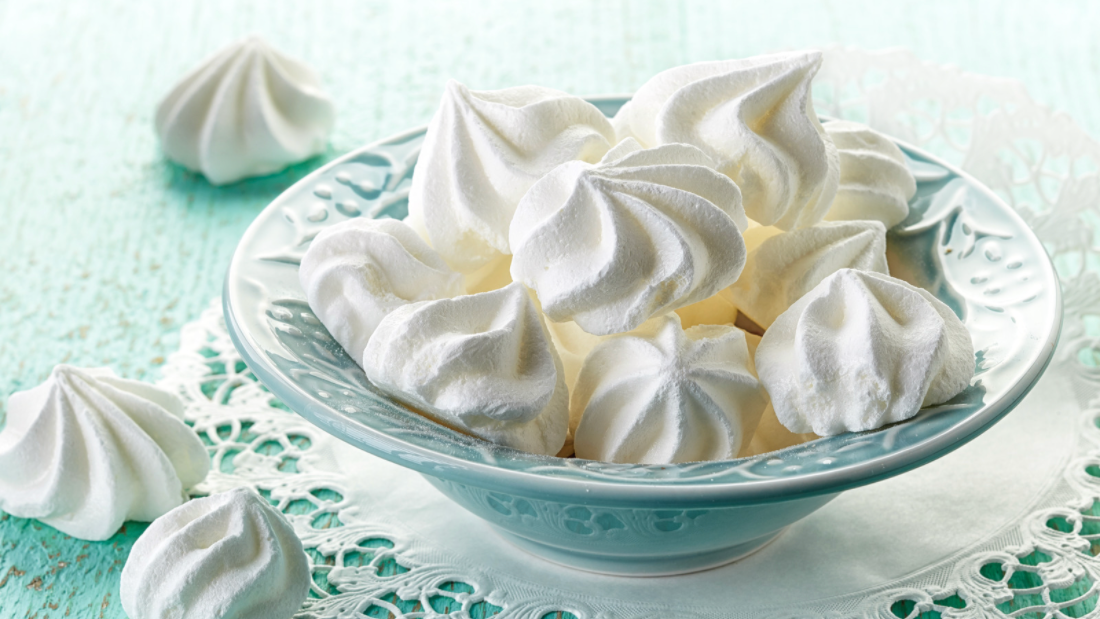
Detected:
left=224, top=97, right=1061, bottom=507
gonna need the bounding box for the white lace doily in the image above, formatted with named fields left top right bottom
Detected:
left=157, top=48, right=1100, bottom=618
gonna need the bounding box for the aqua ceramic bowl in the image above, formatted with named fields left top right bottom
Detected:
left=224, top=97, right=1062, bottom=576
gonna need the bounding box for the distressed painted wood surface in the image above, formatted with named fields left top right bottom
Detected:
left=2, top=1, right=1099, bottom=616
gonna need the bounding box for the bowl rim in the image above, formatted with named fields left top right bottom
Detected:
left=224, top=94, right=1063, bottom=507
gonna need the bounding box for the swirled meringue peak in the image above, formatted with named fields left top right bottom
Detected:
left=120, top=488, right=310, bottom=619
left=155, top=37, right=335, bottom=185
left=573, top=314, right=766, bottom=464
left=300, top=217, right=464, bottom=366
left=406, top=80, right=616, bottom=273
left=723, top=220, right=889, bottom=329
left=0, top=366, right=209, bottom=541
left=755, top=269, right=974, bottom=436
left=362, top=282, right=568, bottom=456
left=615, top=51, right=839, bottom=230
left=510, top=138, right=748, bottom=336
left=824, top=120, right=917, bottom=228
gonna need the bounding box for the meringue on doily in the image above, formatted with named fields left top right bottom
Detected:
left=120, top=488, right=310, bottom=619
left=362, top=282, right=568, bottom=456
left=406, top=80, right=616, bottom=274
left=614, top=51, right=839, bottom=230
left=572, top=314, right=766, bottom=464
left=824, top=120, right=917, bottom=228
left=299, top=218, right=464, bottom=366
left=755, top=269, right=974, bottom=436
left=0, top=366, right=209, bottom=540
left=723, top=220, right=889, bottom=329
left=155, top=37, right=335, bottom=185
left=510, top=138, right=748, bottom=336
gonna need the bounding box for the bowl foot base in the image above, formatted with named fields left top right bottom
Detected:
left=494, top=527, right=785, bottom=577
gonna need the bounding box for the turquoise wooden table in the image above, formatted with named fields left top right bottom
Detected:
left=2, top=1, right=1099, bottom=616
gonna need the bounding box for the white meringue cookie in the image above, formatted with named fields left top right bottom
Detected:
left=406, top=80, right=616, bottom=273
left=120, top=488, right=310, bottom=619
left=0, top=366, right=209, bottom=541
left=155, top=37, right=335, bottom=185
left=616, top=51, right=839, bottom=230
left=299, top=218, right=464, bottom=366
left=362, top=282, right=568, bottom=456
left=824, top=120, right=917, bottom=228
left=739, top=332, right=820, bottom=455
left=573, top=314, right=766, bottom=464
left=723, top=220, right=889, bottom=328
left=510, top=139, right=748, bottom=336
left=755, top=269, right=974, bottom=436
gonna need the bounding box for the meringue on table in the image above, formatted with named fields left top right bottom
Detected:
left=120, top=487, right=310, bottom=619
left=406, top=80, right=616, bottom=274
left=362, top=282, right=569, bottom=456
left=755, top=269, right=974, bottom=436
left=572, top=314, right=767, bottom=464
left=510, top=138, right=748, bottom=336
left=155, top=36, right=335, bottom=185
left=614, top=50, right=839, bottom=230
left=0, top=366, right=209, bottom=541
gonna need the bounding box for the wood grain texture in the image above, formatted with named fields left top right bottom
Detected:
left=1, top=0, right=1098, bottom=616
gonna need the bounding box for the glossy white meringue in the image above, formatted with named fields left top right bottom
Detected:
left=723, top=220, right=889, bottom=328
left=573, top=314, right=766, bottom=464
left=406, top=80, right=616, bottom=273
left=120, top=488, right=310, bottom=619
left=155, top=37, right=335, bottom=185
left=510, top=138, right=748, bottom=336
left=362, top=282, right=568, bottom=456
left=824, top=120, right=917, bottom=228
left=0, top=366, right=209, bottom=541
left=299, top=218, right=464, bottom=366
left=755, top=269, right=974, bottom=436
left=615, top=51, right=839, bottom=230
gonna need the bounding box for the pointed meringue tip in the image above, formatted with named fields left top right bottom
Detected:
left=238, top=34, right=270, bottom=48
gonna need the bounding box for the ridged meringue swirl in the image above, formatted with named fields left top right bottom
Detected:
left=573, top=314, right=766, bottom=464
left=406, top=80, right=616, bottom=273
left=755, top=269, right=975, bottom=436
left=723, top=220, right=889, bottom=328
left=824, top=120, right=917, bottom=228
left=615, top=51, right=839, bottom=230
left=510, top=139, right=748, bottom=336
left=120, top=488, right=310, bottom=619
left=362, top=282, right=568, bottom=456
left=0, top=366, right=209, bottom=541
left=299, top=218, right=464, bottom=366
left=155, top=36, right=335, bottom=185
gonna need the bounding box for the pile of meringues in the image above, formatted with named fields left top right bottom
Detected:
left=301, top=50, right=975, bottom=465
